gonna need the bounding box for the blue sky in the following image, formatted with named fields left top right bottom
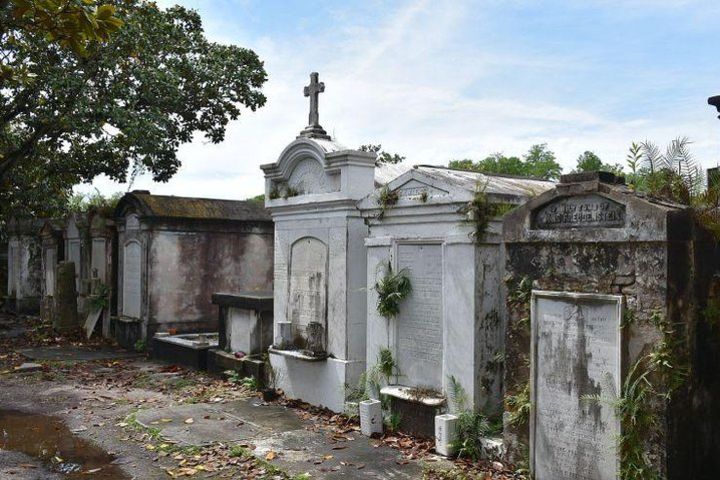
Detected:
left=80, top=0, right=720, bottom=199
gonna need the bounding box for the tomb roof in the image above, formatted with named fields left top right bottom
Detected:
left=412, top=165, right=554, bottom=196
left=115, top=192, right=271, bottom=222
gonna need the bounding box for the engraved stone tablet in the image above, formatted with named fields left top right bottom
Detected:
left=395, top=179, right=449, bottom=201
left=122, top=241, right=142, bottom=319
left=396, top=244, right=443, bottom=390
left=533, top=194, right=625, bottom=229
left=288, top=237, right=327, bottom=346
left=531, top=291, right=622, bottom=480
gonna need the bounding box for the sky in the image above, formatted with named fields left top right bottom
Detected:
left=78, top=0, right=720, bottom=200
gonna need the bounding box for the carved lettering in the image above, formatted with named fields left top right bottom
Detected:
left=534, top=195, right=625, bottom=229
left=396, top=244, right=443, bottom=390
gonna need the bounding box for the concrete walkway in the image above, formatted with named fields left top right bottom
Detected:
left=135, top=397, right=436, bottom=479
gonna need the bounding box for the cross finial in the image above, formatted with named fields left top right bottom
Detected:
left=298, top=72, right=331, bottom=140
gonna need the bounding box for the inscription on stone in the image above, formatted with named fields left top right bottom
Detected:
left=288, top=238, right=327, bottom=342
left=395, top=180, right=449, bottom=201
left=531, top=291, right=621, bottom=480
left=396, top=244, right=443, bottom=390
left=533, top=195, right=625, bottom=229
left=122, top=241, right=142, bottom=319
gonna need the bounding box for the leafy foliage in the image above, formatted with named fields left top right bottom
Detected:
left=376, top=185, right=399, bottom=218
left=449, top=144, right=562, bottom=181
left=582, top=361, right=659, bottom=480
left=374, top=261, right=412, bottom=319
left=465, top=183, right=515, bottom=242
left=574, top=150, right=624, bottom=176
left=68, top=189, right=122, bottom=215
left=1, top=0, right=123, bottom=84
left=505, top=383, right=531, bottom=427
left=359, top=144, right=405, bottom=165
left=447, top=376, right=501, bottom=461
left=1, top=0, right=267, bottom=220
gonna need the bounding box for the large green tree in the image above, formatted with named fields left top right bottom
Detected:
left=574, top=150, right=625, bottom=176
left=448, top=143, right=562, bottom=180
left=1, top=0, right=267, bottom=219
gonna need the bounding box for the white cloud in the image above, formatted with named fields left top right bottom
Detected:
left=77, top=0, right=720, bottom=200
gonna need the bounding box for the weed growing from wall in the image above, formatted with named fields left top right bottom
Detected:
left=374, top=261, right=412, bottom=319
left=376, top=186, right=399, bottom=219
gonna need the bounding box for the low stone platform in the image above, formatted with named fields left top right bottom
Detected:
left=151, top=333, right=218, bottom=370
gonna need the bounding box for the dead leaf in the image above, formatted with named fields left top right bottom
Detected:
left=184, top=418, right=194, bottom=424
left=265, top=451, right=276, bottom=461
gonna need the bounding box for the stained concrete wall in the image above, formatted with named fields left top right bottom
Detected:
left=147, top=227, right=274, bottom=334
left=116, top=214, right=273, bottom=342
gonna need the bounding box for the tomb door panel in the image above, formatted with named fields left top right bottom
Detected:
left=395, top=243, right=443, bottom=391
left=68, top=239, right=81, bottom=291
left=288, top=237, right=328, bottom=350
left=531, top=291, right=621, bottom=480
left=45, top=248, right=56, bottom=297
left=91, top=239, right=107, bottom=281
left=8, top=244, right=17, bottom=295
left=122, top=241, right=142, bottom=319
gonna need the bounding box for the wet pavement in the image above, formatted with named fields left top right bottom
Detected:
left=0, top=409, right=130, bottom=479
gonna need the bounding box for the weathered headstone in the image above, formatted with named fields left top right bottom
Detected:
left=54, top=261, right=78, bottom=330
left=288, top=237, right=327, bottom=352
left=531, top=291, right=621, bottom=480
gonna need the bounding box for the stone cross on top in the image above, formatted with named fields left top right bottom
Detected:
left=299, top=72, right=331, bottom=140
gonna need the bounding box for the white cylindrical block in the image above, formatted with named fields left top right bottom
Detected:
left=435, top=414, right=459, bottom=457
left=359, top=399, right=383, bottom=436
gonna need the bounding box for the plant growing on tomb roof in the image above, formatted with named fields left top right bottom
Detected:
left=376, top=185, right=399, bottom=219
left=374, top=261, right=412, bottom=319
left=465, top=182, right=515, bottom=243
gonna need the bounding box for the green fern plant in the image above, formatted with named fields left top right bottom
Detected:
left=374, top=262, right=412, bottom=319
left=582, top=361, right=659, bottom=480
left=505, top=383, right=531, bottom=427
left=376, top=186, right=399, bottom=219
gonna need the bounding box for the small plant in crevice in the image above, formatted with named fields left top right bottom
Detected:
left=374, top=261, right=412, bottom=320
left=464, top=183, right=516, bottom=243
left=505, top=383, right=531, bottom=427
left=133, top=339, right=146, bottom=353
left=269, top=184, right=281, bottom=200
left=384, top=411, right=402, bottom=432
left=376, top=185, right=399, bottom=219
left=346, top=347, right=400, bottom=402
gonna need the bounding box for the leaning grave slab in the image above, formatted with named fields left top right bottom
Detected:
left=502, top=171, right=720, bottom=480
left=357, top=165, right=552, bottom=436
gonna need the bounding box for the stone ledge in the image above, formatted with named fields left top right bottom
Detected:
left=211, top=291, right=273, bottom=311
left=380, top=385, right=446, bottom=407
left=268, top=347, right=328, bottom=362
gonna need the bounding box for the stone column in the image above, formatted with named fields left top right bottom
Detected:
left=54, top=261, right=78, bottom=331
